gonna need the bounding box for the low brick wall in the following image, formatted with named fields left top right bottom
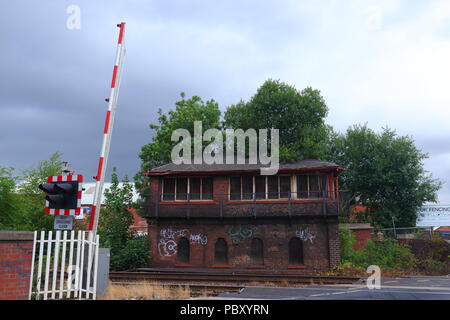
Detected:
left=340, top=223, right=373, bottom=250
left=0, top=231, right=34, bottom=300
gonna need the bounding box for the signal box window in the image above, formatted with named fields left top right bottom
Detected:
left=162, top=177, right=214, bottom=201
left=296, top=175, right=328, bottom=199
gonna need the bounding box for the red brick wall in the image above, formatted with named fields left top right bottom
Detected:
left=146, top=174, right=342, bottom=272
left=0, top=231, right=34, bottom=300
left=340, top=224, right=373, bottom=251
left=129, top=208, right=148, bottom=233
left=148, top=219, right=339, bottom=272
left=352, top=229, right=372, bottom=250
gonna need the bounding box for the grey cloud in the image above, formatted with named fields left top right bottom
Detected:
left=0, top=1, right=449, bottom=205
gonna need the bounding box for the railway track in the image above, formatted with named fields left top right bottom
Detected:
left=110, top=270, right=361, bottom=286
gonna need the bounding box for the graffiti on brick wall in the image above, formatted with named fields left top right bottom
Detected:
left=295, top=227, right=316, bottom=244
left=160, top=228, right=188, bottom=240
left=227, top=225, right=258, bottom=245
left=189, top=234, right=208, bottom=245
left=158, top=239, right=177, bottom=257
left=158, top=227, right=208, bottom=257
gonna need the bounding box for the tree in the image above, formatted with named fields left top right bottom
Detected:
left=99, top=170, right=148, bottom=271
left=224, top=79, right=332, bottom=162
left=0, top=167, right=19, bottom=229
left=15, top=152, right=66, bottom=231
left=135, top=93, right=221, bottom=189
left=0, top=152, right=65, bottom=231
left=329, top=124, right=442, bottom=228
left=99, top=170, right=134, bottom=251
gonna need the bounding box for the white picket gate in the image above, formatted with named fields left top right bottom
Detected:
left=28, top=230, right=99, bottom=300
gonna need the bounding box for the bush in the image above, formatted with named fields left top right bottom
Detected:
left=327, top=262, right=366, bottom=277
left=416, top=259, right=449, bottom=275
left=363, top=239, right=416, bottom=270
left=339, top=227, right=356, bottom=261
left=110, top=234, right=149, bottom=271
left=339, top=228, right=416, bottom=271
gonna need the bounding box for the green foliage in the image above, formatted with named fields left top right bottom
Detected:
left=110, top=234, right=149, bottom=271
left=415, top=259, right=449, bottom=275
left=224, top=79, right=332, bottom=162
left=339, top=230, right=416, bottom=270
left=0, top=167, right=18, bottom=229
left=339, top=227, right=356, bottom=261
left=329, top=124, right=442, bottom=228
left=135, top=93, right=221, bottom=189
left=0, top=152, right=64, bottom=231
left=99, top=170, right=148, bottom=271
left=362, top=239, right=416, bottom=269
left=99, top=170, right=134, bottom=251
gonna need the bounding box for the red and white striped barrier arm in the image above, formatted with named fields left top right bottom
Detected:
left=89, top=22, right=126, bottom=232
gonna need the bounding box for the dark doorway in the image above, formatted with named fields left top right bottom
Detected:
left=288, top=238, right=304, bottom=265
left=250, top=238, right=264, bottom=265
left=214, top=238, right=228, bottom=265
left=177, top=237, right=190, bottom=264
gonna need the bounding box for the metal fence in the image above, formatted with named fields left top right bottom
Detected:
left=29, top=230, right=99, bottom=300
left=375, top=226, right=435, bottom=240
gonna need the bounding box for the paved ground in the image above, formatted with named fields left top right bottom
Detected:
left=216, top=276, right=450, bottom=300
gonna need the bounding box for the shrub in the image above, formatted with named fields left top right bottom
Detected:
left=339, top=227, right=356, bottom=261
left=339, top=229, right=416, bottom=271
left=110, top=234, right=149, bottom=271
left=328, top=262, right=366, bottom=277
left=416, top=259, right=449, bottom=275
left=363, top=239, right=416, bottom=270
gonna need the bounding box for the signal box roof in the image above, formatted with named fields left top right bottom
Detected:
left=145, top=159, right=343, bottom=176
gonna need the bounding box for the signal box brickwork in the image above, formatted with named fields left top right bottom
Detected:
left=144, top=160, right=344, bottom=272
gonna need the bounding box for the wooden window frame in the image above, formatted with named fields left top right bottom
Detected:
left=295, top=174, right=328, bottom=200
left=228, top=175, right=292, bottom=201
left=162, top=177, right=214, bottom=202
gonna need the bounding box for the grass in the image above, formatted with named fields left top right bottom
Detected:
left=101, top=282, right=191, bottom=300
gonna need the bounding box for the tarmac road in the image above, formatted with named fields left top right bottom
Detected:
left=216, top=276, right=450, bottom=300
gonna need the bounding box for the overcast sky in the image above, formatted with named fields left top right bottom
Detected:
left=1, top=0, right=449, bottom=203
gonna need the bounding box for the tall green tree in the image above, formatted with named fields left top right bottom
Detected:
left=99, top=170, right=135, bottom=251
left=0, top=152, right=65, bottom=231
left=135, top=93, right=221, bottom=188
left=0, top=167, right=19, bottom=229
left=99, top=170, right=148, bottom=271
left=224, top=79, right=332, bottom=162
left=16, top=152, right=66, bottom=230
left=329, top=124, right=442, bottom=228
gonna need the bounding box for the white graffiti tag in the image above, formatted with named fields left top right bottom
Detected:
left=189, top=234, right=208, bottom=245
left=158, top=227, right=208, bottom=257
left=158, top=239, right=177, bottom=257
left=295, top=228, right=316, bottom=244
left=160, top=228, right=188, bottom=240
